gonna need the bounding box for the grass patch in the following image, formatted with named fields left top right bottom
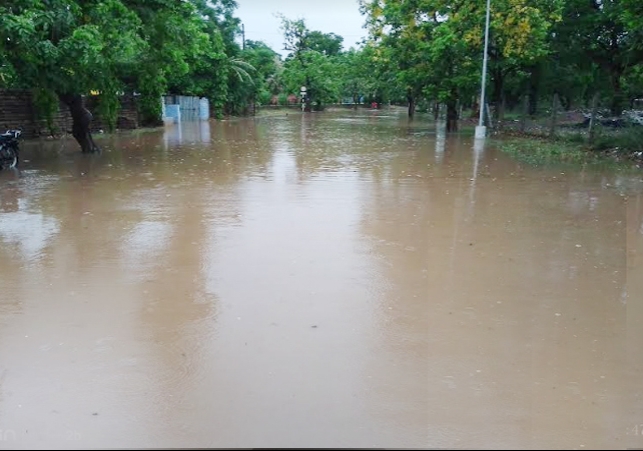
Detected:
left=558, top=126, right=643, bottom=152
left=497, top=125, right=643, bottom=171
left=590, top=126, right=643, bottom=154
left=497, top=137, right=603, bottom=166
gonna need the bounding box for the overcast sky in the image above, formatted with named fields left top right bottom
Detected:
left=235, top=0, right=368, bottom=58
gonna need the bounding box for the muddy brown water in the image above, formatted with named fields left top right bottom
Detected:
left=0, top=110, right=642, bottom=449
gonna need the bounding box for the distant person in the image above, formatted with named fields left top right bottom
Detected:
left=371, top=102, right=378, bottom=109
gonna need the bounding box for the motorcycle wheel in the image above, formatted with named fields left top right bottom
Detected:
left=0, top=146, right=18, bottom=170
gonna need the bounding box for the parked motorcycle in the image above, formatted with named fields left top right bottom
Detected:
left=0, top=128, right=21, bottom=170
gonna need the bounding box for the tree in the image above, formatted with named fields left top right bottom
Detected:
left=242, top=40, right=282, bottom=106
left=359, top=40, right=406, bottom=106
left=307, top=31, right=344, bottom=57
left=360, top=0, right=478, bottom=129
left=0, top=0, right=243, bottom=151
left=360, top=0, right=563, bottom=129
left=278, top=15, right=343, bottom=111
left=475, top=0, right=563, bottom=123
left=336, top=48, right=372, bottom=106
left=125, top=0, right=229, bottom=123
left=282, top=50, right=341, bottom=110
left=0, top=0, right=145, bottom=151
left=549, top=0, right=640, bottom=116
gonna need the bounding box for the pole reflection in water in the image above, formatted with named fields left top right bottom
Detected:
left=435, top=121, right=446, bottom=164
left=467, top=137, right=485, bottom=217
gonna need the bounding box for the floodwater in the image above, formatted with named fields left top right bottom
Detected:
left=0, top=109, right=642, bottom=449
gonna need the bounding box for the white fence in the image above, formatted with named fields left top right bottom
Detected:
left=162, top=95, right=209, bottom=123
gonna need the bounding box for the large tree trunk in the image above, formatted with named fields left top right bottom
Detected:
left=528, top=65, right=540, bottom=116
left=59, top=93, right=99, bottom=153
left=610, top=70, right=624, bottom=117
left=470, top=98, right=479, bottom=119
left=446, top=100, right=458, bottom=132
left=497, top=92, right=507, bottom=131
left=520, top=94, right=529, bottom=133
left=407, top=92, right=415, bottom=119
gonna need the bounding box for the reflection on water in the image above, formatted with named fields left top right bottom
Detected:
left=0, top=210, right=59, bottom=262
left=0, top=110, right=642, bottom=449
left=164, top=120, right=212, bottom=148
left=435, top=121, right=446, bottom=164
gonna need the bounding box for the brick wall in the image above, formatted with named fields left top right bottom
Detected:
left=85, top=94, right=139, bottom=132
left=0, top=90, right=140, bottom=138
left=0, top=90, right=41, bottom=137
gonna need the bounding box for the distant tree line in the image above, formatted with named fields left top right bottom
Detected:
left=2, top=0, right=641, bottom=152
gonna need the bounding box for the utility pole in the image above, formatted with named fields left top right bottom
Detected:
left=475, top=0, right=491, bottom=139
left=241, top=23, right=245, bottom=50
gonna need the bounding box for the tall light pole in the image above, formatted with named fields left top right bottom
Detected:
left=475, top=0, right=492, bottom=139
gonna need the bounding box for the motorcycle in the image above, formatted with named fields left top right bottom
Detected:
left=0, top=128, right=21, bottom=170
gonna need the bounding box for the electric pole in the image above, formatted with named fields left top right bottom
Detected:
left=475, top=0, right=491, bottom=139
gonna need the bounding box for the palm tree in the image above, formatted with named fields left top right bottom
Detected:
left=225, top=56, right=257, bottom=116
left=227, top=57, right=256, bottom=85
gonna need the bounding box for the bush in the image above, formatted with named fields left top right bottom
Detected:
left=590, top=126, right=643, bottom=154
left=498, top=138, right=599, bottom=165
left=257, top=90, right=272, bottom=106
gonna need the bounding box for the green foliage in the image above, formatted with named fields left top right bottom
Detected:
left=213, top=40, right=282, bottom=113
left=278, top=16, right=351, bottom=110
left=498, top=138, right=599, bottom=165
left=307, top=31, right=343, bottom=57
left=31, top=87, right=59, bottom=135
left=590, top=127, right=643, bottom=154
left=360, top=0, right=563, bottom=126
left=243, top=41, right=281, bottom=92
left=278, top=15, right=309, bottom=59
left=543, top=0, right=639, bottom=115
left=97, top=89, right=120, bottom=132
left=282, top=50, right=342, bottom=109
left=2, top=0, right=642, bottom=136
left=0, top=0, right=261, bottom=124
left=0, top=0, right=144, bottom=95
left=257, top=89, right=272, bottom=105
left=335, top=49, right=371, bottom=103
left=137, top=67, right=165, bottom=125
left=499, top=127, right=643, bottom=167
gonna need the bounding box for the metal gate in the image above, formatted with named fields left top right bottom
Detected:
left=162, top=95, right=209, bottom=122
